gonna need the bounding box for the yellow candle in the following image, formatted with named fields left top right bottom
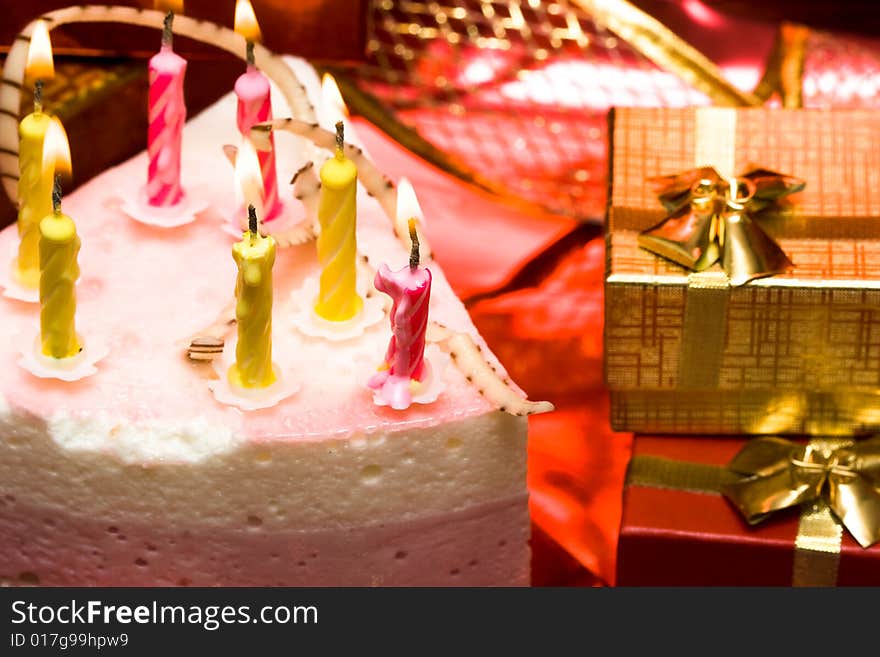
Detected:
left=229, top=206, right=276, bottom=389
left=16, top=20, right=56, bottom=289
left=39, top=183, right=80, bottom=359
left=16, top=111, right=52, bottom=288
left=315, top=121, right=362, bottom=322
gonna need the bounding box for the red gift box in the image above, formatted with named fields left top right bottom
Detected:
left=617, top=435, right=880, bottom=586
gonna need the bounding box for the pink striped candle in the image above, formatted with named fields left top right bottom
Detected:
left=147, top=13, right=187, bottom=207
left=369, top=221, right=432, bottom=410
left=235, top=61, right=281, bottom=222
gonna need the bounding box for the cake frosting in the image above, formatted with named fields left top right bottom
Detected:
left=0, top=59, right=538, bottom=586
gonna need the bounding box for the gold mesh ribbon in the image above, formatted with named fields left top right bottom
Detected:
left=626, top=454, right=734, bottom=494
left=792, top=501, right=843, bottom=587
left=626, top=437, right=880, bottom=585
left=677, top=272, right=729, bottom=390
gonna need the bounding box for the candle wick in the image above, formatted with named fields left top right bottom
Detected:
left=162, top=11, right=174, bottom=48
left=34, top=79, right=43, bottom=113
left=408, top=218, right=420, bottom=269
left=248, top=204, right=258, bottom=236
left=246, top=40, right=255, bottom=67
left=52, top=174, right=62, bottom=215
left=335, top=120, right=345, bottom=157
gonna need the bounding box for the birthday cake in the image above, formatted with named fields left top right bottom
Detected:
left=0, top=6, right=551, bottom=586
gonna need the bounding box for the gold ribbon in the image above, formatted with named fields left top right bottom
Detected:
left=677, top=272, right=729, bottom=390
left=753, top=23, right=810, bottom=109
left=792, top=501, right=843, bottom=587
left=723, top=436, right=880, bottom=549
left=570, top=0, right=761, bottom=107
left=626, top=437, right=880, bottom=585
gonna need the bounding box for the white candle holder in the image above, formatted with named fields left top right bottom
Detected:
left=16, top=327, right=108, bottom=382
left=0, top=240, right=48, bottom=303
left=121, top=185, right=209, bottom=228
left=1, top=267, right=38, bottom=305
left=367, top=344, right=449, bottom=410
left=288, top=272, right=385, bottom=342
left=207, top=337, right=300, bottom=411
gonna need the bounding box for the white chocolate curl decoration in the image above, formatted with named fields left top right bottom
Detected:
left=426, top=322, right=554, bottom=417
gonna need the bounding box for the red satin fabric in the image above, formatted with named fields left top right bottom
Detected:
left=468, top=238, right=630, bottom=586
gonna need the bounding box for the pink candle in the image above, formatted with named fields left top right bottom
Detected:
left=235, top=51, right=281, bottom=222
left=147, top=13, right=187, bottom=207
left=369, top=221, right=432, bottom=410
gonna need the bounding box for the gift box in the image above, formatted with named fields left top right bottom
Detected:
left=617, top=434, right=880, bottom=586
left=605, top=106, right=880, bottom=435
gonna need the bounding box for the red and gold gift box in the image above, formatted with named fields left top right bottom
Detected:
left=605, top=107, right=880, bottom=435
left=617, top=434, right=880, bottom=586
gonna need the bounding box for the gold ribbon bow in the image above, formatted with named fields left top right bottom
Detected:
left=638, top=167, right=805, bottom=286
left=722, top=437, right=880, bottom=548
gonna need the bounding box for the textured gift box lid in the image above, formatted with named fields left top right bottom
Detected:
left=617, top=434, right=880, bottom=586
left=604, top=109, right=880, bottom=433
left=608, top=107, right=880, bottom=279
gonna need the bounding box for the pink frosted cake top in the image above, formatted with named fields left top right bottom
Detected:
left=0, top=84, right=498, bottom=448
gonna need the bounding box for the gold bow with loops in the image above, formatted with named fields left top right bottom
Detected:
left=723, top=437, right=880, bottom=548
left=638, top=167, right=805, bottom=286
